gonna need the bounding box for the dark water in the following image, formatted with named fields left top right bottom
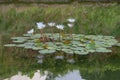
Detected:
left=0, top=35, right=120, bottom=80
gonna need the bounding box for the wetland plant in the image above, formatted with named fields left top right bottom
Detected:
left=4, top=18, right=120, bottom=64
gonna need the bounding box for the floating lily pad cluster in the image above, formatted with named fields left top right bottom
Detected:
left=4, top=33, right=120, bottom=55
left=4, top=33, right=120, bottom=64
left=3, top=18, right=120, bottom=63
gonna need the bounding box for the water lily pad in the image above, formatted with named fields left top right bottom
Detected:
left=55, top=42, right=63, bottom=46
left=16, top=44, right=25, bottom=47
left=74, top=50, right=89, bottom=55
left=32, top=47, right=44, bottom=50
left=24, top=46, right=34, bottom=49
left=38, top=49, right=48, bottom=54
left=47, top=46, right=57, bottom=50
left=13, top=40, right=25, bottom=43
left=87, top=49, right=96, bottom=53
left=116, top=43, right=120, bottom=46
left=24, top=42, right=35, bottom=49
left=77, top=43, right=86, bottom=47
left=71, top=44, right=78, bottom=47
left=96, top=48, right=112, bottom=53
left=24, top=42, right=34, bottom=46
left=71, top=47, right=85, bottom=51
left=95, top=41, right=106, bottom=48
left=106, top=39, right=118, bottom=46
left=61, top=45, right=71, bottom=49
left=71, top=41, right=80, bottom=45
left=62, top=49, right=74, bottom=54
left=4, top=44, right=16, bottom=47
left=39, top=49, right=56, bottom=54
left=86, top=43, right=96, bottom=49
left=47, top=49, right=56, bottom=54
left=12, top=38, right=27, bottom=43
left=11, top=37, right=29, bottom=40
left=56, top=49, right=61, bottom=51
left=46, top=42, right=57, bottom=48
left=73, top=37, right=80, bottom=40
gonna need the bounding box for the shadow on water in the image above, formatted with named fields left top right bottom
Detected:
left=0, top=34, right=120, bottom=80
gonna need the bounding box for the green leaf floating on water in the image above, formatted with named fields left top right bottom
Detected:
left=71, top=47, right=85, bottom=51
left=32, top=47, right=44, bottom=50
left=87, top=49, right=96, bottom=53
left=12, top=38, right=27, bottom=43
left=24, top=42, right=34, bottom=49
left=11, top=37, right=29, bottom=40
left=74, top=50, right=89, bottom=55
left=116, top=43, right=120, bottom=46
left=96, top=48, right=112, bottom=53
left=71, top=41, right=80, bottom=45
left=61, top=45, right=71, bottom=49
left=13, top=40, right=25, bottom=43
left=16, top=44, right=25, bottom=47
left=62, top=49, right=74, bottom=54
left=86, top=43, right=95, bottom=50
left=39, top=49, right=56, bottom=54
left=4, top=44, right=16, bottom=47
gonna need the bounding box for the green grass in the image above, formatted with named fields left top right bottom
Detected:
left=0, top=3, right=120, bottom=79
left=0, top=3, right=120, bottom=36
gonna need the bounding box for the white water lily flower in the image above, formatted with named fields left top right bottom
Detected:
left=67, top=23, right=74, bottom=28
left=67, top=18, right=75, bottom=23
left=48, top=22, right=55, bottom=27
left=37, top=22, right=46, bottom=29
left=56, top=24, right=64, bottom=30
left=27, top=29, right=34, bottom=34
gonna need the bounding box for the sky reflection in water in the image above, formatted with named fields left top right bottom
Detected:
left=55, top=70, right=85, bottom=80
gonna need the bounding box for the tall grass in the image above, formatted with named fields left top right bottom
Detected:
left=0, top=3, right=119, bottom=36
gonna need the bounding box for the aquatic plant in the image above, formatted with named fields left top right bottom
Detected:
left=67, top=18, right=76, bottom=39
left=4, top=19, right=120, bottom=64
left=27, top=29, right=34, bottom=34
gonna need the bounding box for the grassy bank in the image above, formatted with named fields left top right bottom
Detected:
left=0, top=3, right=120, bottom=36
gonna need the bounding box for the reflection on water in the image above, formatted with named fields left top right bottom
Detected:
left=0, top=35, right=120, bottom=80
left=55, top=70, right=85, bottom=80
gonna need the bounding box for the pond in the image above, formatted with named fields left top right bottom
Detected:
left=0, top=33, right=120, bottom=80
